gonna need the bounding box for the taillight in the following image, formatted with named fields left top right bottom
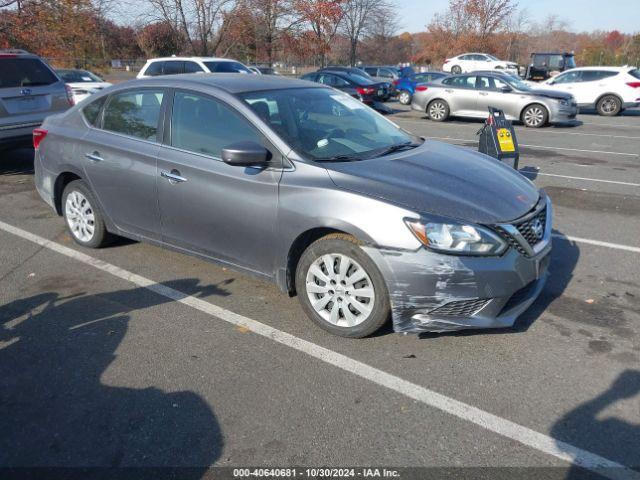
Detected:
left=356, top=86, right=375, bottom=95
left=392, top=79, right=399, bottom=86
left=443, top=59, right=450, bottom=64
left=416, top=85, right=428, bottom=92
left=65, top=84, right=75, bottom=106
left=627, top=82, right=640, bottom=88
left=33, top=128, right=48, bottom=149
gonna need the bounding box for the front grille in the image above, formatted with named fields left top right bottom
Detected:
left=515, top=207, right=547, bottom=247
left=428, top=298, right=490, bottom=317
left=495, top=200, right=548, bottom=256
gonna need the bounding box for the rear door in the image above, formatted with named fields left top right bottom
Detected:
left=81, top=88, right=166, bottom=240
left=0, top=56, right=69, bottom=129
left=156, top=90, right=281, bottom=274
left=443, top=75, right=478, bottom=116
left=576, top=70, right=619, bottom=104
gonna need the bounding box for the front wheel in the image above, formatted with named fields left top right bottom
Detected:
left=62, top=180, right=112, bottom=248
left=295, top=234, right=390, bottom=338
left=596, top=95, right=622, bottom=116
left=522, top=104, right=548, bottom=128
left=398, top=90, right=412, bottom=105
left=451, top=65, right=462, bottom=74
left=427, top=99, right=450, bottom=122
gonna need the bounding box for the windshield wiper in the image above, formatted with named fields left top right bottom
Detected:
left=315, top=154, right=363, bottom=162
left=375, top=142, right=421, bottom=157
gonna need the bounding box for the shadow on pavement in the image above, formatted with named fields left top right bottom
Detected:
left=0, top=147, right=34, bottom=176
left=0, top=278, right=227, bottom=476
left=551, top=370, right=640, bottom=479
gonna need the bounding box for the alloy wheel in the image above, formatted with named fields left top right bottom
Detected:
left=399, top=91, right=411, bottom=105
left=429, top=102, right=447, bottom=120
left=524, top=106, right=545, bottom=127
left=65, top=190, right=95, bottom=243
left=600, top=97, right=618, bottom=114
left=305, top=253, right=375, bottom=328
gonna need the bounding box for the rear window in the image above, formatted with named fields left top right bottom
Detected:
left=0, top=57, right=58, bottom=88
left=629, top=69, right=640, bottom=80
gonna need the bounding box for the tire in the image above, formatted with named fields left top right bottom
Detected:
left=398, top=90, right=412, bottom=105
left=596, top=95, right=622, bottom=116
left=427, top=99, right=450, bottom=122
left=295, top=234, right=390, bottom=338
left=522, top=104, right=548, bottom=128
left=62, top=180, right=111, bottom=248
left=451, top=65, right=462, bottom=74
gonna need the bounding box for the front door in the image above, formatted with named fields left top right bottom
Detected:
left=475, top=76, right=517, bottom=119
left=157, top=90, right=281, bottom=275
left=81, top=88, right=166, bottom=240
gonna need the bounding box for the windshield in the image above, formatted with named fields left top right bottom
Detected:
left=486, top=54, right=499, bottom=61
left=345, top=72, right=375, bottom=85
left=504, top=77, right=533, bottom=91
left=240, top=87, right=419, bottom=161
left=58, top=70, right=103, bottom=83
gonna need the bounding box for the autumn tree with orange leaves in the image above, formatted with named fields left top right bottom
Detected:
left=294, top=0, right=345, bottom=67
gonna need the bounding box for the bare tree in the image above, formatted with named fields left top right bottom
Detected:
left=247, top=0, right=302, bottom=66
left=144, top=0, right=236, bottom=56
left=341, top=0, right=393, bottom=66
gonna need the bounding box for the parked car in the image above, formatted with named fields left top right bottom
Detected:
left=525, top=52, right=576, bottom=81
left=0, top=49, right=74, bottom=149
left=540, top=66, right=640, bottom=116
left=411, top=72, right=577, bottom=127
left=34, top=73, right=552, bottom=338
left=137, top=57, right=252, bottom=78
left=248, top=66, right=280, bottom=75
left=318, top=66, right=393, bottom=100
left=300, top=69, right=389, bottom=108
left=443, top=53, right=519, bottom=76
left=393, top=71, right=447, bottom=105
left=57, top=69, right=112, bottom=103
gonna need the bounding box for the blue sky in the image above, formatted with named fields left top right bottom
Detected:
left=397, top=0, right=640, bottom=34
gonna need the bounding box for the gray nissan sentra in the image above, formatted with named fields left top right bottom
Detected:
left=34, top=74, right=552, bottom=338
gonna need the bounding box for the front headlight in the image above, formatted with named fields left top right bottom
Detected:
left=405, top=220, right=507, bottom=256
left=557, top=99, right=569, bottom=106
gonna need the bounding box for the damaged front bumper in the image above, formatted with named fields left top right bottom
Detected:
left=364, top=199, right=553, bottom=334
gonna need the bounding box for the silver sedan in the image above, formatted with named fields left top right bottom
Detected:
left=411, top=73, right=578, bottom=127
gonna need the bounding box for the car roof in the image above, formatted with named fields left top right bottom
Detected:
left=565, top=66, right=628, bottom=72
left=122, top=73, right=319, bottom=94
left=146, top=57, right=237, bottom=62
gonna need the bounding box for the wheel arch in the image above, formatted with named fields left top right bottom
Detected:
left=53, top=170, right=84, bottom=216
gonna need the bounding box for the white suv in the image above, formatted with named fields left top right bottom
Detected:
left=542, top=66, right=640, bottom=116
left=137, top=57, right=253, bottom=78
left=443, top=53, right=519, bottom=76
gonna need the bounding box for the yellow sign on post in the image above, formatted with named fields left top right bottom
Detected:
left=497, top=128, right=515, bottom=153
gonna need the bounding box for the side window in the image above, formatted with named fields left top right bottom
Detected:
left=553, top=71, right=581, bottom=84
left=144, top=62, right=163, bottom=77
left=103, top=90, right=164, bottom=141
left=581, top=70, right=618, bottom=82
left=450, top=76, right=476, bottom=88
left=318, top=74, right=335, bottom=86
left=82, top=96, right=106, bottom=126
left=183, top=61, right=204, bottom=73
left=492, top=77, right=509, bottom=90
left=301, top=73, right=317, bottom=82
left=333, top=76, right=349, bottom=87
left=171, top=91, right=262, bottom=158
left=378, top=69, right=394, bottom=79
left=162, top=61, right=184, bottom=75
left=364, top=68, right=377, bottom=76
left=474, top=55, right=487, bottom=61
left=476, top=76, right=491, bottom=90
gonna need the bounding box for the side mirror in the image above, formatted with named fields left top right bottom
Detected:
left=500, top=85, right=512, bottom=93
left=222, top=141, right=271, bottom=167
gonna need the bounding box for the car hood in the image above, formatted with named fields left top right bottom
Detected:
left=525, top=88, right=573, bottom=100
left=324, top=140, right=539, bottom=224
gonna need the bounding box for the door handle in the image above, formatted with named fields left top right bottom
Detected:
left=445, top=89, right=453, bottom=93
left=85, top=152, right=103, bottom=162
left=479, top=92, right=489, bottom=96
left=160, top=169, right=187, bottom=183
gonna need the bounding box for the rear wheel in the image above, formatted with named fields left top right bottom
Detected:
left=522, top=104, right=548, bottom=128
left=596, top=95, right=622, bottom=116
left=295, top=234, right=390, bottom=338
left=427, top=99, right=450, bottom=122
left=62, top=180, right=111, bottom=248
left=451, top=65, right=462, bottom=74
left=398, top=90, right=412, bottom=105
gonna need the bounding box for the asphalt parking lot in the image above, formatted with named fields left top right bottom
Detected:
left=1, top=105, right=639, bottom=478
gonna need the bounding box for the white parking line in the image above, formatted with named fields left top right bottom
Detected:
left=420, top=135, right=639, bottom=157
left=521, top=172, right=640, bottom=187
left=553, top=234, right=640, bottom=253
left=1, top=219, right=638, bottom=480
left=393, top=117, right=640, bottom=139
